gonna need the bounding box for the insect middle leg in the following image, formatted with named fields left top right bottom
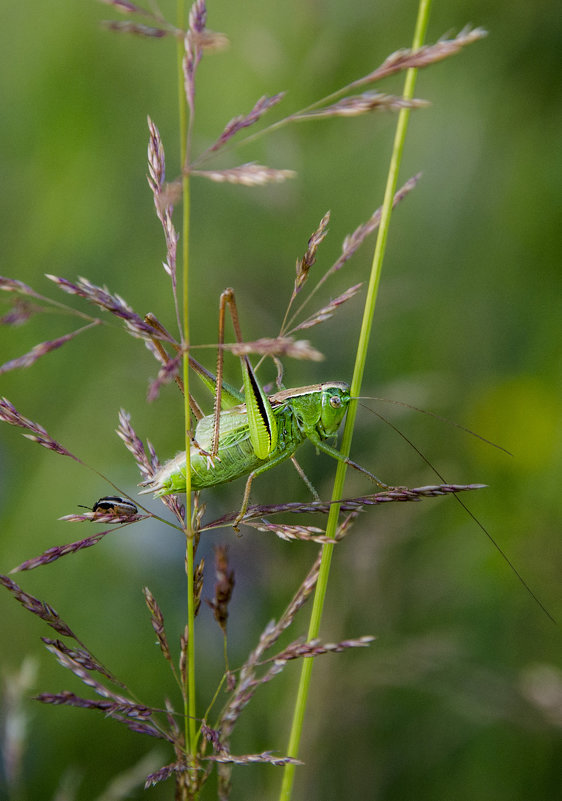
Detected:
left=232, top=448, right=299, bottom=529
left=290, top=456, right=320, bottom=502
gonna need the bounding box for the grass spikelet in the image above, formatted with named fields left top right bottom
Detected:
left=0, top=298, right=36, bottom=326
left=144, top=761, right=185, bottom=789
left=40, top=640, right=130, bottom=701
left=147, top=351, right=185, bottom=401
left=0, top=576, right=77, bottom=638
left=294, top=91, right=429, bottom=120
left=207, top=545, right=234, bottom=634
left=0, top=277, right=39, bottom=296
left=204, top=752, right=302, bottom=767
left=0, top=322, right=100, bottom=375
left=45, top=275, right=160, bottom=340
left=294, top=211, right=331, bottom=294
left=179, top=624, right=189, bottom=690
left=144, top=587, right=173, bottom=666
left=191, top=163, right=296, bottom=185
left=226, top=336, right=323, bottom=361
left=102, top=20, right=169, bottom=37
left=193, top=557, right=205, bottom=617
left=267, top=634, right=375, bottom=663
left=251, top=521, right=337, bottom=544
left=10, top=531, right=112, bottom=574
left=147, top=117, right=179, bottom=290
left=200, top=483, right=486, bottom=530
left=284, top=175, right=421, bottom=331
left=116, top=409, right=158, bottom=481
left=355, top=27, right=488, bottom=89
left=0, top=397, right=78, bottom=459
left=183, top=0, right=207, bottom=113
left=36, top=690, right=167, bottom=739
left=99, top=0, right=148, bottom=15
left=329, top=174, right=421, bottom=277
left=290, top=283, right=362, bottom=333
left=39, top=638, right=122, bottom=685
left=207, top=93, right=286, bottom=154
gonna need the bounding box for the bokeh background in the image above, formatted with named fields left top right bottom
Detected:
left=1, top=1, right=561, bottom=799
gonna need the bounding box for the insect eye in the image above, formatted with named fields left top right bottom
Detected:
left=329, top=395, right=342, bottom=408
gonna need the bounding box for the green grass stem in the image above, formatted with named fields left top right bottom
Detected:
left=177, top=0, right=197, bottom=779
left=279, top=2, right=433, bottom=798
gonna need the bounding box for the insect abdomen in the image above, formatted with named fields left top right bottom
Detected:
left=191, top=407, right=304, bottom=489
left=143, top=404, right=308, bottom=497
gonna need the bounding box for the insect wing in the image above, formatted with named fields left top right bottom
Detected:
left=242, top=357, right=278, bottom=460
left=194, top=404, right=251, bottom=451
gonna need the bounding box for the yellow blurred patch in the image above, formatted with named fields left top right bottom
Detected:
left=466, top=377, right=559, bottom=472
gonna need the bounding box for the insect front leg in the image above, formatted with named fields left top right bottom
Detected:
left=308, top=433, right=395, bottom=490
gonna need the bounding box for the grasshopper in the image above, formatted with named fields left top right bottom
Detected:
left=141, top=289, right=388, bottom=526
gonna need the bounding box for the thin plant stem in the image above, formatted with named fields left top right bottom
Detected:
left=177, top=0, right=196, bottom=775
left=279, top=2, right=433, bottom=798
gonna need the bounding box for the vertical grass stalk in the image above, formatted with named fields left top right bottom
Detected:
left=279, top=1, right=433, bottom=798
left=177, top=0, right=196, bottom=770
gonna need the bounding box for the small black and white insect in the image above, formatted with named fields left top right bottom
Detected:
left=79, top=496, right=138, bottom=520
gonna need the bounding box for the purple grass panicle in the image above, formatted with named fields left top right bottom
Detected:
left=11, top=532, right=111, bottom=574
left=147, top=117, right=178, bottom=287
left=144, top=587, right=173, bottom=666
left=0, top=322, right=99, bottom=375
left=0, top=277, right=38, bottom=296
left=0, top=298, right=35, bottom=326
left=226, top=336, right=323, bottom=361
left=207, top=545, right=234, bottom=634
left=0, top=576, right=77, bottom=638
left=0, top=397, right=78, bottom=460
left=183, top=0, right=207, bottom=113
left=291, top=283, right=363, bottom=333
left=352, top=27, right=487, bottom=91
left=116, top=409, right=158, bottom=482
left=294, top=91, right=429, bottom=120
left=294, top=211, right=331, bottom=294
left=201, top=483, right=486, bottom=530
left=207, top=92, right=286, bottom=153
left=45, top=275, right=163, bottom=341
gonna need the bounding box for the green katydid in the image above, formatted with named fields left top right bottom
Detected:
left=141, top=289, right=389, bottom=526
left=140, top=291, right=554, bottom=620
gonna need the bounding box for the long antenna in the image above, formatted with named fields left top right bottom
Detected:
left=360, top=403, right=555, bottom=624
left=356, top=395, right=512, bottom=454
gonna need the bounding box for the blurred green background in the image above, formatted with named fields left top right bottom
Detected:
left=1, top=1, right=561, bottom=799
